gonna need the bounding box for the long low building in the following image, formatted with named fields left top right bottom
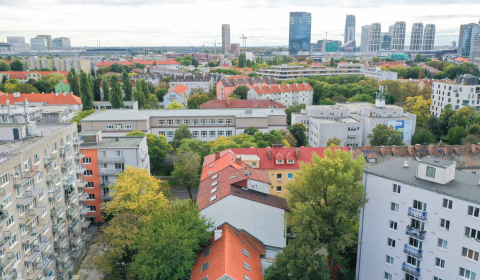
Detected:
left=247, top=83, right=314, bottom=107
left=80, top=108, right=287, bottom=141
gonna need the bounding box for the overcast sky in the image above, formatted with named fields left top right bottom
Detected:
left=0, top=0, right=479, bottom=47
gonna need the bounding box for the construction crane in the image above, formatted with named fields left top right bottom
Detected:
left=240, top=34, right=263, bottom=54
left=201, top=39, right=221, bottom=55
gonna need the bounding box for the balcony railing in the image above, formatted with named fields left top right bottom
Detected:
left=0, top=232, right=12, bottom=251
left=53, top=219, right=66, bottom=233
left=78, top=192, right=88, bottom=202
left=0, top=252, right=15, bottom=271
left=77, top=178, right=87, bottom=189
left=61, top=159, right=72, bottom=171
left=63, top=175, right=75, bottom=187
left=55, top=248, right=69, bottom=265
left=408, top=207, right=427, bottom=221
left=66, top=205, right=78, bottom=217
left=73, top=137, right=84, bottom=146
left=81, top=220, right=91, bottom=229
left=99, top=168, right=122, bottom=175
left=0, top=211, right=8, bottom=227
left=100, top=180, right=113, bottom=187
left=44, top=269, right=55, bottom=280
left=46, top=170, right=60, bottom=183
left=48, top=186, right=61, bottom=201
left=80, top=205, right=88, bottom=217
left=75, top=151, right=85, bottom=161
left=406, top=225, right=426, bottom=240
left=54, top=234, right=67, bottom=249
left=34, top=253, right=52, bottom=270
left=69, top=233, right=81, bottom=247
left=16, top=185, right=43, bottom=206
left=22, top=227, right=40, bottom=245
left=2, top=271, right=16, bottom=280
left=19, top=202, right=45, bottom=226
left=59, top=145, right=71, bottom=156
left=50, top=205, right=64, bottom=217
left=76, top=164, right=86, bottom=174
left=44, top=157, right=53, bottom=166
left=98, top=156, right=125, bottom=163
left=68, top=218, right=80, bottom=232
left=402, top=262, right=421, bottom=277
left=13, top=166, right=40, bottom=187
left=24, top=237, right=49, bottom=264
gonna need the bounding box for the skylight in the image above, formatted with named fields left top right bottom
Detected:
left=208, top=171, right=213, bottom=175
left=210, top=195, right=217, bottom=202
left=212, top=174, right=218, bottom=180
left=209, top=163, right=214, bottom=168
left=211, top=188, right=217, bottom=194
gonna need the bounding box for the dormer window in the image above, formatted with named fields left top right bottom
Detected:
left=287, top=159, right=294, bottom=164
left=276, top=160, right=284, bottom=164
left=426, top=166, right=436, bottom=178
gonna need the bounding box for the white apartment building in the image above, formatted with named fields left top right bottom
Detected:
left=292, top=95, right=417, bottom=147
left=363, top=67, right=398, bottom=81
left=357, top=157, right=480, bottom=280
left=256, top=63, right=365, bottom=80
left=246, top=83, right=313, bottom=107
left=430, top=75, right=480, bottom=117
left=0, top=122, right=91, bottom=280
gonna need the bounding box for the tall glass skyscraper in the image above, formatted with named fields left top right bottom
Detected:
left=422, top=24, right=436, bottom=50
left=410, top=23, right=424, bottom=51
left=458, top=22, right=480, bottom=57
left=222, top=24, right=230, bottom=54
left=368, top=23, right=381, bottom=52
left=391, top=21, right=406, bottom=50
left=344, top=15, right=356, bottom=44
left=360, top=25, right=371, bottom=52
left=289, top=12, right=311, bottom=55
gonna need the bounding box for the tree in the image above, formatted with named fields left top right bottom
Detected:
left=286, top=149, right=366, bottom=279
left=67, top=68, right=80, bottom=96
left=126, top=131, right=173, bottom=170
left=102, top=78, right=110, bottom=101
left=1, top=75, right=7, bottom=85
left=154, top=88, right=168, bottom=100
left=188, top=94, right=211, bottom=109
left=449, top=106, right=480, bottom=129
left=327, top=137, right=341, bottom=147
left=367, top=124, right=405, bottom=146
left=288, top=123, right=308, bottom=147
left=233, top=85, right=249, bottom=99
left=80, top=71, right=94, bottom=110
left=93, top=78, right=102, bottom=101
left=122, top=71, right=133, bottom=101
left=264, top=231, right=329, bottom=280
left=141, top=79, right=150, bottom=101
left=134, top=81, right=146, bottom=108
left=404, top=96, right=432, bottom=126
left=172, top=151, right=200, bottom=200
left=329, top=57, right=335, bottom=67
left=412, top=127, right=437, bottom=145
left=41, top=73, right=65, bottom=89
left=439, top=104, right=455, bottom=134
left=447, top=126, right=466, bottom=145
left=70, top=109, right=95, bottom=132
left=167, top=100, right=183, bottom=109
left=244, top=126, right=259, bottom=136
left=172, top=124, right=193, bottom=149
left=109, top=75, right=125, bottom=109
left=254, top=130, right=289, bottom=147
left=280, top=129, right=297, bottom=147
left=348, top=94, right=375, bottom=103
left=177, top=139, right=212, bottom=163
left=285, top=103, right=306, bottom=125
left=35, top=79, right=53, bottom=93
left=10, top=60, right=23, bottom=71
left=426, top=115, right=442, bottom=140
left=228, top=93, right=241, bottom=100
left=0, top=61, right=10, bottom=71
left=149, top=95, right=159, bottom=109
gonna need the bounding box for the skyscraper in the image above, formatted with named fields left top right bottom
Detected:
left=380, top=33, right=392, bottom=50
left=368, top=23, right=381, bottom=52
left=344, top=15, right=356, bottom=45
left=37, top=35, right=52, bottom=50
left=52, top=37, right=72, bottom=50
left=410, top=23, right=424, bottom=51
left=360, top=25, right=371, bottom=52
left=422, top=24, right=436, bottom=50
left=391, top=21, right=406, bottom=50
left=458, top=22, right=480, bottom=57
left=289, top=12, right=312, bottom=55
left=222, top=24, right=230, bottom=55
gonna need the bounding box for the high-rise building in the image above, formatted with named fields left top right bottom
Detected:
left=430, top=75, right=480, bottom=117
left=381, top=33, right=392, bottom=50
left=30, top=37, right=48, bottom=51
left=221, top=24, right=230, bottom=55
left=360, top=25, right=371, bottom=52
left=37, top=35, right=52, bottom=50
left=451, top=41, right=457, bottom=48
left=52, top=37, right=71, bottom=51
left=230, top=43, right=240, bottom=54
left=410, top=23, right=424, bottom=51
left=458, top=22, right=480, bottom=57
left=7, top=37, right=31, bottom=52
left=344, top=14, right=356, bottom=47
left=368, top=23, right=381, bottom=52
left=289, top=12, right=312, bottom=55
left=7, top=37, right=25, bottom=44
left=391, top=21, right=406, bottom=50
left=422, top=24, right=436, bottom=50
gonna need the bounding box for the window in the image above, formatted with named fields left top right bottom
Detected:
left=440, top=219, right=450, bottom=230
left=9, top=233, right=17, bottom=247
left=167, top=131, right=174, bottom=138
left=468, top=206, right=480, bottom=218
left=242, top=248, right=249, bottom=257
left=52, top=143, right=57, bottom=152
left=393, top=184, right=401, bottom=194
left=211, top=181, right=218, bottom=187
left=209, top=131, right=215, bottom=137
left=88, top=205, right=96, bottom=212
left=87, top=194, right=95, bottom=200
left=434, top=277, right=443, bottom=280
left=226, top=131, right=232, bottom=137
left=202, top=261, right=209, bottom=272
left=462, top=247, right=479, bottom=261
left=413, top=200, right=426, bottom=211
left=193, top=119, right=199, bottom=125
left=434, top=257, right=445, bottom=269
left=115, top=163, right=124, bottom=170
left=175, top=120, right=181, bottom=126
left=391, top=202, right=399, bottom=213
left=192, top=131, right=199, bottom=137
left=159, top=131, right=166, bottom=136
left=84, top=170, right=93, bottom=176
left=243, top=261, right=250, bottom=271
left=83, top=158, right=91, bottom=164
left=203, top=249, right=210, bottom=257
left=387, top=238, right=395, bottom=248
left=167, top=120, right=174, bottom=126
left=201, top=131, right=207, bottom=138
left=115, top=124, right=123, bottom=130
left=437, top=238, right=448, bottom=250
left=86, top=182, right=94, bottom=188
left=106, top=124, right=114, bottom=131
left=209, top=119, right=216, bottom=125
left=384, top=272, right=392, bottom=280
left=201, top=119, right=207, bottom=126
left=386, top=255, right=394, bottom=265
left=125, top=124, right=132, bottom=130
left=0, top=172, right=9, bottom=187
left=465, top=226, right=480, bottom=241
left=34, top=153, right=41, bottom=164
left=37, top=171, right=43, bottom=182
left=210, top=195, right=217, bottom=202
left=114, top=150, right=123, bottom=157
left=426, top=166, right=436, bottom=178
left=184, top=120, right=190, bottom=125
left=459, top=267, right=476, bottom=279
left=287, top=159, right=294, bottom=164
left=6, top=214, right=14, bottom=228
left=217, top=119, right=224, bottom=125
left=442, top=199, right=453, bottom=209
left=389, top=221, right=397, bottom=230
left=217, top=131, right=224, bottom=136
left=276, top=186, right=282, bottom=192
left=226, top=119, right=232, bottom=125
left=158, top=120, right=165, bottom=126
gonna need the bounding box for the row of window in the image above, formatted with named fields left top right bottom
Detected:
left=159, top=130, right=233, bottom=138
left=106, top=124, right=132, bottom=131
left=157, top=119, right=233, bottom=126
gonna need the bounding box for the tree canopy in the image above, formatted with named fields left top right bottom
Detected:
left=367, top=124, right=405, bottom=146
left=167, top=100, right=184, bottom=109
left=172, top=124, right=193, bottom=149
left=109, top=75, right=125, bottom=109
left=232, top=85, right=249, bottom=99
left=288, top=123, right=307, bottom=147
left=172, top=151, right=200, bottom=200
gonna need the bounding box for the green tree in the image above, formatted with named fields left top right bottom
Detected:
left=187, top=94, right=211, bottom=109
left=149, top=95, right=159, bottom=109
left=10, top=60, right=23, bottom=71
left=109, top=75, right=125, bottom=109
left=134, top=81, right=146, bottom=108
left=93, top=78, right=102, bottom=101
left=329, top=57, right=335, bottom=67
left=34, top=79, right=53, bottom=93
left=172, top=124, right=193, bottom=149
left=233, top=85, right=249, bottom=99
left=280, top=129, right=297, bottom=147
left=286, top=149, right=366, bottom=278
left=447, top=126, right=466, bottom=145
left=244, top=126, right=259, bottom=136
left=449, top=106, right=480, bottom=128
left=80, top=70, right=94, bottom=110
left=412, top=127, right=437, bottom=145
left=67, top=68, right=80, bottom=96
left=141, top=79, right=150, bottom=101
left=122, top=71, right=133, bottom=101
left=348, top=93, right=375, bottom=103
left=253, top=130, right=288, bottom=147
left=285, top=103, right=306, bottom=125
left=0, top=61, right=10, bottom=71
left=426, top=115, right=442, bottom=141
left=167, top=100, right=183, bottom=109
left=327, top=137, right=342, bottom=147
left=367, top=124, right=405, bottom=146
left=439, top=104, right=455, bottom=134
left=288, top=123, right=308, bottom=147
left=102, top=78, right=110, bottom=101
left=172, top=151, right=200, bottom=200
left=126, top=131, right=172, bottom=170
left=70, top=109, right=95, bottom=132
left=154, top=88, right=168, bottom=100
left=1, top=75, right=7, bottom=85
left=177, top=139, right=211, bottom=163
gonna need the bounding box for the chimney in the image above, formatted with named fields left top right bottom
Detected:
left=227, top=99, right=230, bottom=106
left=454, top=145, right=461, bottom=155
left=296, top=148, right=300, bottom=159
left=268, top=147, right=272, bottom=159
left=235, top=157, right=242, bottom=164
left=380, top=146, right=386, bottom=156
left=215, top=152, right=220, bottom=160
left=55, top=92, right=58, bottom=96
left=407, top=145, right=415, bottom=156
left=363, top=145, right=371, bottom=152
left=427, top=144, right=435, bottom=155
left=414, top=144, right=422, bottom=151
left=214, top=229, right=222, bottom=241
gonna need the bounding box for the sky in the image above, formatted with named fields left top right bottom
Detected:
left=0, top=0, right=479, bottom=48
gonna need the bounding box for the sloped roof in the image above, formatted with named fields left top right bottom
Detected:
left=171, top=84, right=188, bottom=96
left=454, top=57, right=469, bottom=62
left=94, top=61, right=134, bottom=67
left=132, top=59, right=180, bottom=65
left=190, top=223, right=264, bottom=280
left=200, top=99, right=286, bottom=109
left=0, top=93, right=82, bottom=105
left=200, top=151, right=245, bottom=181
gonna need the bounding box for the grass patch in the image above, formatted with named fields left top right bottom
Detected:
left=168, top=180, right=181, bottom=187
left=151, top=165, right=174, bottom=176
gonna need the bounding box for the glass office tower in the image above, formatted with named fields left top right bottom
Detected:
left=289, top=12, right=312, bottom=55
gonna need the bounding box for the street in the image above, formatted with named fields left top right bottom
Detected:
left=170, top=186, right=198, bottom=200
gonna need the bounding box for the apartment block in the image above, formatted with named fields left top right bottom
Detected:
left=216, top=76, right=276, bottom=100
left=410, top=23, right=424, bottom=51
left=80, top=109, right=286, bottom=141
left=246, top=83, right=314, bottom=107
left=430, top=75, right=480, bottom=117
left=79, top=131, right=150, bottom=223
left=356, top=157, right=480, bottom=280
left=0, top=122, right=91, bottom=280
left=255, top=63, right=364, bottom=80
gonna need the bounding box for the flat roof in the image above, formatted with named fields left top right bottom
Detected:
left=420, top=157, right=456, bottom=168
left=365, top=158, right=480, bottom=205
left=80, top=136, right=145, bottom=149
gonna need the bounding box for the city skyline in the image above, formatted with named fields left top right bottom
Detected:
left=0, top=0, right=479, bottom=47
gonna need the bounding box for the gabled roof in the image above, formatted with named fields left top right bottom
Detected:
left=0, top=93, right=82, bottom=105
left=94, top=61, right=134, bottom=67
left=171, top=84, right=188, bottom=96
left=190, top=223, right=264, bottom=280
left=132, top=59, right=180, bottom=65
left=454, top=57, right=469, bottom=62
left=200, top=151, right=245, bottom=181
left=200, top=99, right=286, bottom=109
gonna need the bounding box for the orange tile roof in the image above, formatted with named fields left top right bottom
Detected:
left=190, top=223, right=264, bottom=280
left=0, top=93, right=82, bottom=105
left=200, top=152, right=245, bottom=181
left=132, top=59, right=180, bottom=65
left=226, top=75, right=250, bottom=80
left=454, top=57, right=469, bottom=62
left=94, top=61, right=134, bottom=67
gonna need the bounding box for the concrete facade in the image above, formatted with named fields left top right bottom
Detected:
left=430, top=75, right=480, bottom=117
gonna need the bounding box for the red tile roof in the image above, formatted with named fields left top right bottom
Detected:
left=0, top=93, right=82, bottom=105
left=0, top=71, right=68, bottom=79
left=61, top=79, right=69, bottom=85
left=226, top=75, right=250, bottom=80
left=454, top=57, right=469, bottom=63
left=200, top=99, right=286, bottom=109
left=94, top=61, right=134, bottom=67
left=201, top=152, right=245, bottom=181
left=132, top=59, right=180, bottom=65
left=251, top=83, right=313, bottom=95
left=190, top=223, right=264, bottom=280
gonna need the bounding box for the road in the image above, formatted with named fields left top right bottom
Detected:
left=170, top=187, right=198, bottom=200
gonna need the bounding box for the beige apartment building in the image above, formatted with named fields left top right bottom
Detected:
left=0, top=122, right=91, bottom=280
left=80, top=109, right=287, bottom=142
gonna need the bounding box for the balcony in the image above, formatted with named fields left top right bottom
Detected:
left=0, top=252, right=15, bottom=272
left=406, top=225, right=426, bottom=240
left=50, top=205, right=64, bottom=217
left=0, top=232, right=11, bottom=251
left=73, top=137, right=84, bottom=146
left=59, top=145, right=71, bottom=156
left=24, top=237, right=49, bottom=264
left=98, top=156, right=125, bottom=163
left=80, top=205, right=88, bottom=217
left=68, top=218, right=80, bottom=232
left=2, top=271, right=16, bottom=280
left=35, top=253, right=52, bottom=271
left=63, top=175, right=75, bottom=187
left=75, top=151, right=85, bottom=161
left=44, top=157, right=53, bottom=166
left=61, top=159, right=72, bottom=171
left=44, top=270, right=55, bottom=280
left=22, top=226, right=40, bottom=245
left=19, top=202, right=45, bottom=226
left=16, top=185, right=43, bottom=206
left=402, top=262, right=421, bottom=277
left=57, top=261, right=72, bottom=279
left=76, top=164, right=86, bottom=174
left=13, top=166, right=40, bottom=187
left=408, top=207, right=427, bottom=221
left=81, top=220, right=91, bottom=229
left=46, top=170, right=60, bottom=183
left=55, top=248, right=69, bottom=265
left=54, top=234, right=67, bottom=249
left=66, top=205, right=78, bottom=217
left=99, top=168, right=122, bottom=175
left=101, top=192, right=113, bottom=201
left=100, top=180, right=113, bottom=187
left=48, top=186, right=61, bottom=201
left=78, top=192, right=88, bottom=202
left=0, top=211, right=8, bottom=228
left=52, top=219, right=66, bottom=233
left=77, top=178, right=87, bottom=189
left=69, top=233, right=81, bottom=247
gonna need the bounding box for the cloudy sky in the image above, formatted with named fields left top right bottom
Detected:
left=0, top=0, right=479, bottom=47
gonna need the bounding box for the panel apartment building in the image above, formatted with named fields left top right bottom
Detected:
left=356, top=157, right=480, bottom=280
left=255, top=63, right=365, bottom=80
left=246, top=83, right=314, bottom=107
left=79, top=131, right=150, bottom=223
left=0, top=122, right=91, bottom=280
left=80, top=109, right=287, bottom=142
left=430, top=75, right=480, bottom=117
